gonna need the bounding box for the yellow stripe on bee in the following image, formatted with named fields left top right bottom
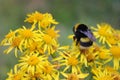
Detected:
left=74, top=23, right=80, bottom=31
left=80, top=38, right=90, bottom=42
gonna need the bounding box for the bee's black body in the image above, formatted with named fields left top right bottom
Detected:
left=73, top=24, right=95, bottom=49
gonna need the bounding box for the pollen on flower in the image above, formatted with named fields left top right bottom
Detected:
left=99, top=52, right=108, bottom=60
left=98, top=23, right=112, bottom=37
left=13, top=73, right=21, bottom=80
left=98, top=26, right=108, bottom=37
left=25, top=11, right=43, bottom=23
left=43, top=34, right=52, bottom=44
left=68, top=57, right=78, bottom=66
left=28, top=56, right=39, bottom=66
left=86, top=53, right=95, bottom=62
left=21, top=29, right=33, bottom=38
left=68, top=74, right=79, bottom=80
left=46, top=28, right=59, bottom=38
left=40, top=20, right=50, bottom=28
left=43, top=65, right=53, bottom=74
left=110, top=46, right=120, bottom=58
left=12, top=37, right=21, bottom=47
left=28, top=42, right=38, bottom=52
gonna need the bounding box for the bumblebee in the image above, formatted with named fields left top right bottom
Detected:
left=73, top=23, right=96, bottom=49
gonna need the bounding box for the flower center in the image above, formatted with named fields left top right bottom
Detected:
left=68, top=57, right=78, bottom=66
left=98, top=27, right=108, bottom=36
left=28, top=56, right=39, bottom=66
left=46, top=28, right=58, bottom=38
left=43, top=34, right=52, bottom=44
left=13, top=74, right=21, bottom=80
left=68, top=74, right=79, bottom=80
left=86, top=54, right=95, bottom=62
left=99, top=52, right=108, bottom=60
left=34, top=12, right=43, bottom=21
left=25, top=11, right=43, bottom=23
left=110, top=46, right=120, bottom=58
left=29, top=42, right=38, bottom=52
left=106, top=35, right=117, bottom=45
left=21, top=29, right=33, bottom=38
left=43, top=65, right=52, bottom=74
left=40, top=20, right=50, bottom=28
left=12, top=37, right=21, bottom=47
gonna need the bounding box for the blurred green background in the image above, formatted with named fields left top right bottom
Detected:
left=0, top=0, right=120, bottom=79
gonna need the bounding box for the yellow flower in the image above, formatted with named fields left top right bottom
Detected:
left=42, top=62, right=59, bottom=80
left=2, top=25, right=42, bottom=57
left=1, top=30, right=16, bottom=45
left=6, top=65, right=24, bottom=80
left=91, top=23, right=113, bottom=47
left=45, top=26, right=60, bottom=39
left=79, top=44, right=100, bottom=67
left=26, top=41, right=44, bottom=55
left=110, top=46, right=120, bottom=70
left=61, top=72, right=88, bottom=80
left=17, top=25, right=41, bottom=48
left=43, top=34, right=52, bottom=44
left=106, top=34, right=117, bottom=45
left=25, top=11, right=43, bottom=23
left=104, top=66, right=120, bottom=80
left=3, top=36, right=22, bottom=57
left=113, top=30, right=120, bottom=42
left=18, top=52, right=47, bottom=75
left=1, top=30, right=22, bottom=56
left=40, top=13, right=58, bottom=29
left=41, top=33, right=59, bottom=54
left=92, top=67, right=115, bottom=80
left=54, top=51, right=81, bottom=73
left=98, top=46, right=112, bottom=63
left=67, top=56, right=78, bottom=66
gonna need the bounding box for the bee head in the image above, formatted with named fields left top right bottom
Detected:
left=76, top=24, right=88, bottom=32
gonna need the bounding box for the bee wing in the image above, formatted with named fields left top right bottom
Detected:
left=80, top=30, right=96, bottom=41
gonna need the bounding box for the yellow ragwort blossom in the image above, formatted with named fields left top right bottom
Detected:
left=92, top=67, right=115, bottom=80
left=98, top=46, right=112, bottom=64
left=24, top=11, right=58, bottom=29
left=40, top=13, right=58, bottom=29
left=53, top=50, right=81, bottom=73
left=25, top=41, right=44, bottom=55
left=17, top=25, right=41, bottom=48
left=1, top=30, right=21, bottom=56
left=4, top=11, right=120, bottom=80
left=61, top=72, right=88, bottom=80
left=41, top=33, right=59, bottom=54
left=18, top=52, right=47, bottom=75
left=112, top=29, right=120, bottom=44
left=1, top=30, right=16, bottom=45
left=42, top=62, right=59, bottom=80
left=4, top=36, right=22, bottom=57
left=6, top=65, right=24, bottom=80
left=78, top=43, right=100, bottom=67
left=24, top=11, right=43, bottom=23
left=91, top=23, right=114, bottom=47
left=23, top=70, right=44, bottom=80
left=110, top=46, right=120, bottom=70
left=45, top=26, right=60, bottom=39
left=105, top=66, right=120, bottom=80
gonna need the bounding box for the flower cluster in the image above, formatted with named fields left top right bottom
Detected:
left=1, top=11, right=120, bottom=80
